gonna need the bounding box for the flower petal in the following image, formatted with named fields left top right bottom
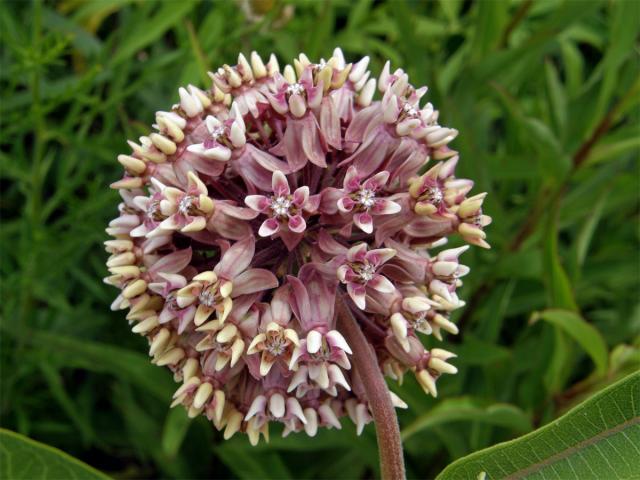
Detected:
left=233, top=268, right=279, bottom=296
left=215, top=236, right=255, bottom=279
left=287, top=275, right=313, bottom=328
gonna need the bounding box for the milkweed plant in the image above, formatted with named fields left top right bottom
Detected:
left=104, top=48, right=490, bottom=477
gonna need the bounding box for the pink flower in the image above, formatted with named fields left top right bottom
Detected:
left=176, top=237, right=278, bottom=327
left=336, top=166, right=401, bottom=233
left=104, top=49, right=489, bottom=442
left=246, top=287, right=300, bottom=376
left=155, top=172, right=214, bottom=234
left=337, top=243, right=397, bottom=309
left=245, top=171, right=309, bottom=235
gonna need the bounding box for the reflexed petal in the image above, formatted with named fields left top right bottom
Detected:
left=287, top=275, right=312, bottom=328
left=150, top=248, right=193, bottom=274
left=215, top=236, right=255, bottom=279
left=232, top=268, right=278, bottom=296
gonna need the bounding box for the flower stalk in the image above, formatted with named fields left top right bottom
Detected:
left=336, top=292, right=406, bottom=480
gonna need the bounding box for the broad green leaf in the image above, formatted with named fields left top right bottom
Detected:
left=0, top=429, right=109, bottom=479
left=402, top=398, right=531, bottom=441
left=534, top=308, right=609, bottom=377
left=437, top=372, right=640, bottom=480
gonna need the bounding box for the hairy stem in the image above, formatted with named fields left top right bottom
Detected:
left=336, top=292, right=406, bottom=480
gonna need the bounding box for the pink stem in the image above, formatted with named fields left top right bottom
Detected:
left=336, top=292, right=406, bottom=480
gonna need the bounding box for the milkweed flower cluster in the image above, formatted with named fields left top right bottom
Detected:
left=105, top=48, right=490, bottom=444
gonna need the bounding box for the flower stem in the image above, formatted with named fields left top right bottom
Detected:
left=336, top=292, right=406, bottom=480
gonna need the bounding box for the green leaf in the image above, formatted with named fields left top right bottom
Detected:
left=161, top=407, right=191, bottom=458
left=544, top=60, right=567, bottom=138
left=110, top=1, right=196, bottom=66
left=574, top=191, right=607, bottom=269
left=534, top=309, right=609, bottom=377
left=542, top=207, right=578, bottom=311
left=437, top=372, right=640, bottom=480
left=470, top=0, right=508, bottom=61
left=402, top=398, right=531, bottom=441
left=0, top=429, right=109, bottom=479
left=214, top=443, right=290, bottom=480
left=23, top=330, right=175, bottom=401
left=543, top=325, right=575, bottom=394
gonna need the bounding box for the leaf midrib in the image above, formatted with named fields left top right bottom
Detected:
left=505, top=416, right=640, bottom=480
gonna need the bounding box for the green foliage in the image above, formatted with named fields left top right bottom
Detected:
left=436, top=372, right=640, bottom=480
left=0, top=0, right=638, bottom=478
left=0, top=429, right=109, bottom=479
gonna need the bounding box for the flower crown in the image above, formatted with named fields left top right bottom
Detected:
left=105, top=48, right=490, bottom=444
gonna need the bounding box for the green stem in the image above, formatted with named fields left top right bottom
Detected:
left=336, top=293, right=406, bottom=480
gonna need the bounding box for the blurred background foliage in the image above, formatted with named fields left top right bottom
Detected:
left=1, top=0, right=639, bottom=478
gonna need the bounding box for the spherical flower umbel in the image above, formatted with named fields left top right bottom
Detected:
left=104, top=49, right=490, bottom=444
